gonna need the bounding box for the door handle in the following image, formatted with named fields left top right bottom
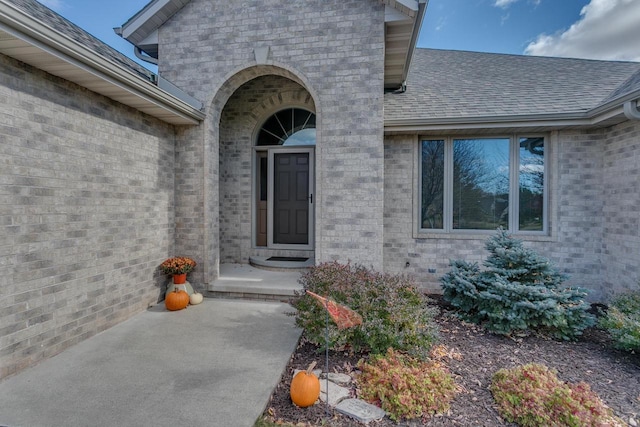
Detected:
left=308, top=193, right=313, bottom=204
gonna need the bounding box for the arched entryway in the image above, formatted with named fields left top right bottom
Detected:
left=217, top=73, right=317, bottom=267
left=254, top=107, right=316, bottom=250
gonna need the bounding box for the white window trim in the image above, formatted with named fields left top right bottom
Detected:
left=414, top=134, right=550, bottom=238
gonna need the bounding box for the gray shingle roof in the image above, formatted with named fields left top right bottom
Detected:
left=601, top=68, right=640, bottom=105
left=6, top=0, right=154, bottom=82
left=385, top=48, right=640, bottom=122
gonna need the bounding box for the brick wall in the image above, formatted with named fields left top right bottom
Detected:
left=545, top=129, right=605, bottom=298
left=0, top=54, right=176, bottom=379
left=383, top=126, right=638, bottom=301
left=160, top=0, right=386, bottom=274
left=601, top=120, right=640, bottom=296
left=382, top=135, right=487, bottom=292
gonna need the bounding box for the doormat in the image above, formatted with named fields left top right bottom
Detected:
left=266, top=257, right=309, bottom=262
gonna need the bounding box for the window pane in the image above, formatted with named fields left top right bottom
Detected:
left=519, top=137, right=544, bottom=231
left=453, top=138, right=509, bottom=230
left=257, top=109, right=315, bottom=146
left=421, top=140, right=445, bottom=229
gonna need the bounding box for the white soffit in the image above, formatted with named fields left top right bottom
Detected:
left=0, top=1, right=203, bottom=125
left=383, top=0, right=424, bottom=90
left=118, top=0, right=190, bottom=46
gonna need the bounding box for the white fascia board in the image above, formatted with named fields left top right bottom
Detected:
left=121, top=0, right=171, bottom=40
left=0, top=0, right=204, bottom=124
left=399, top=0, right=426, bottom=85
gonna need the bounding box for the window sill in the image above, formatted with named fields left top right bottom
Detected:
left=414, top=230, right=554, bottom=242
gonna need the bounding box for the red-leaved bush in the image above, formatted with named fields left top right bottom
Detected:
left=490, top=363, right=623, bottom=427
left=357, top=348, right=458, bottom=421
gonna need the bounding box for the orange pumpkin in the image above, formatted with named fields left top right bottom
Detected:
left=165, top=289, right=189, bottom=311
left=290, top=361, right=321, bottom=407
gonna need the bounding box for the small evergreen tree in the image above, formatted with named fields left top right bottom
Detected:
left=599, top=289, right=640, bottom=351
left=441, top=228, right=595, bottom=340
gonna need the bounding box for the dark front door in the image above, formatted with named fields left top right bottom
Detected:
left=273, top=152, right=309, bottom=245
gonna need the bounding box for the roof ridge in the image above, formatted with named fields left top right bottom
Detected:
left=414, top=47, right=640, bottom=65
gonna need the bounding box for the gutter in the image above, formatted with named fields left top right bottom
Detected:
left=135, top=46, right=159, bottom=65
left=0, top=0, right=204, bottom=124
left=587, top=88, right=640, bottom=120
left=384, top=111, right=597, bottom=132
left=623, top=99, right=640, bottom=120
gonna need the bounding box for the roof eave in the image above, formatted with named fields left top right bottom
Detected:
left=589, top=88, right=640, bottom=117
left=383, top=108, right=627, bottom=133
left=0, top=0, right=204, bottom=125
left=115, top=0, right=190, bottom=54
left=383, top=0, right=424, bottom=90
left=399, top=0, right=426, bottom=88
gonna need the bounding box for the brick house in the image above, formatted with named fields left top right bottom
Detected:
left=1, top=0, right=639, bottom=378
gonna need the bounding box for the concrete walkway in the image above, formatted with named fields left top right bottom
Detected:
left=0, top=299, right=302, bottom=427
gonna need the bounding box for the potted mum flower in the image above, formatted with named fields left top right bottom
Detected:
left=160, top=256, right=196, bottom=284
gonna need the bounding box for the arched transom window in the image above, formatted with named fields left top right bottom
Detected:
left=256, top=108, right=316, bottom=146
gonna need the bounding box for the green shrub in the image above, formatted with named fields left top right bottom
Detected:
left=599, top=290, right=640, bottom=351
left=440, top=228, right=595, bottom=340
left=291, top=261, right=439, bottom=359
left=491, top=363, right=622, bottom=427
left=357, top=348, right=458, bottom=421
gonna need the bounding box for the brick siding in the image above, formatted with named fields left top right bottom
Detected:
left=0, top=54, right=176, bottom=379
left=161, top=0, right=386, bottom=277
left=383, top=125, right=640, bottom=300
left=601, top=121, right=640, bottom=295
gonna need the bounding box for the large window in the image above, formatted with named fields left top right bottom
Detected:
left=420, top=136, right=546, bottom=234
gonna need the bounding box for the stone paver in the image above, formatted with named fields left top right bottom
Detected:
left=336, top=398, right=387, bottom=424
left=319, top=377, right=351, bottom=406
left=323, top=372, right=352, bottom=385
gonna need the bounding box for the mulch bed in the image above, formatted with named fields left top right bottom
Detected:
left=261, top=298, right=640, bottom=426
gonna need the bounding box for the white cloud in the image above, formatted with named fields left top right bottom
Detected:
left=494, top=0, right=519, bottom=8
left=435, top=17, right=447, bottom=32
left=37, top=0, right=65, bottom=12
left=495, top=0, right=541, bottom=10
left=525, top=0, right=640, bottom=61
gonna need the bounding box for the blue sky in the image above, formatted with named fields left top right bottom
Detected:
left=420, top=0, right=587, bottom=55
left=421, top=0, right=639, bottom=61
left=38, top=0, right=640, bottom=70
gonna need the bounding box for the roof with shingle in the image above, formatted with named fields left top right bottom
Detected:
left=601, top=68, right=640, bottom=104
left=385, top=48, right=640, bottom=122
left=6, top=0, right=154, bottom=82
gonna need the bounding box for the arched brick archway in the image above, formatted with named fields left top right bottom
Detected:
left=202, top=64, right=321, bottom=281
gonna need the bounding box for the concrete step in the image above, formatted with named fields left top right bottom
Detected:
left=207, top=263, right=304, bottom=302
left=249, top=256, right=314, bottom=272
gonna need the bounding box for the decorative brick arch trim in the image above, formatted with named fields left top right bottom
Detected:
left=207, top=63, right=319, bottom=120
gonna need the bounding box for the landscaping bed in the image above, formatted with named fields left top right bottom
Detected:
left=260, top=300, right=640, bottom=426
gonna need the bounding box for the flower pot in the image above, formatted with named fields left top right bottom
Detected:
left=173, top=273, right=187, bottom=284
